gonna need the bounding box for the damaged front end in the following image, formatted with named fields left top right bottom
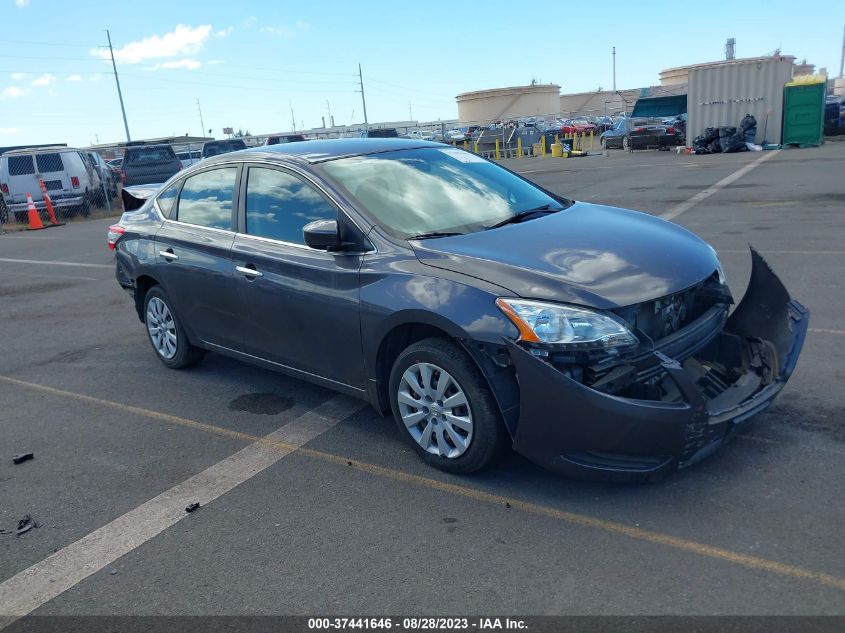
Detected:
left=506, top=248, right=808, bottom=482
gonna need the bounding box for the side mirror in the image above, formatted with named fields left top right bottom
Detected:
left=303, top=219, right=341, bottom=250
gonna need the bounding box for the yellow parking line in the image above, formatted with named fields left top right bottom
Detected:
left=2, top=374, right=844, bottom=594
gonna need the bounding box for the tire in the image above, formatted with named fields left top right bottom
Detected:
left=622, top=135, right=630, bottom=151
left=600, top=137, right=607, bottom=150
left=389, top=337, right=505, bottom=474
left=78, top=193, right=91, bottom=217
left=143, top=286, right=204, bottom=369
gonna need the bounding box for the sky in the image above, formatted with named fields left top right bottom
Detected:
left=0, top=0, right=842, bottom=147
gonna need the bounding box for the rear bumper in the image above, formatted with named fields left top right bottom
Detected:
left=7, top=195, right=84, bottom=212
left=506, top=249, right=809, bottom=482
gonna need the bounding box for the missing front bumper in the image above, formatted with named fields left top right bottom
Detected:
left=506, top=248, right=809, bottom=482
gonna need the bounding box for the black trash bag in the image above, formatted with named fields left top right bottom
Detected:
left=718, top=126, right=737, bottom=152
left=692, top=135, right=709, bottom=152
left=702, top=127, right=719, bottom=143
left=706, top=140, right=721, bottom=154
left=723, top=131, right=748, bottom=153
left=739, top=114, right=757, bottom=143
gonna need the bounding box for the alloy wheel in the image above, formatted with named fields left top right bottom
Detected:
left=397, top=362, right=473, bottom=458
left=146, top=297, right=178, bottom=359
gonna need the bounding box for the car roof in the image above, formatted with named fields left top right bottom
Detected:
left=207, top=137, right=441, bottom=165
left=2, top=146, right=80, bottom=156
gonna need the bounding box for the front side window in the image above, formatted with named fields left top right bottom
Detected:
left=244, top=167, right=337, bottom=244
left=176, top=167, right=237, bottom=230
left=321, top=147, right=563, bottom=239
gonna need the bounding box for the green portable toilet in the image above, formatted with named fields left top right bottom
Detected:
left=782, top=75, right=826, bottom=146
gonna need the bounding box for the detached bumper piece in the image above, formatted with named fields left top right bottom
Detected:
left=507, top=248, right=808, bottom=482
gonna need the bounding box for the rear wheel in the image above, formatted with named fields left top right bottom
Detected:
left=622, top=135, right=630, bottom=151
left=143, top=286, right=204, bottom=369
left=389, top=338, right=505, bottom=474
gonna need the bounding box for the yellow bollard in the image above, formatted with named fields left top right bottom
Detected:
left=474, top=140, right=479, bottom=154
left=517, top=137, right=522, bottom=159
left=463, top=140, right=468, bottom=151
left=555, top=134, right=559, bottom=146
left=589, top=130, right=594, bottom=150
left=495, top=138, right=500, bottom=161
left=540, top=135, right=546, bottom=158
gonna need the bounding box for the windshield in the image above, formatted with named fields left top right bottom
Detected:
left=321, top=147, right=565, bottom=239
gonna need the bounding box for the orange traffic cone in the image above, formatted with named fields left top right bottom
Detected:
left=25, top=193, right=45, bottom=231
left=38, top=179, right=64, bottom=226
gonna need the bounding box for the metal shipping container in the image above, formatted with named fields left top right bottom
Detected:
left=687, top=56, right=795, bottom=146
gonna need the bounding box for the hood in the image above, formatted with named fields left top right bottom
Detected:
left=411, top=202, right=719, bottom=309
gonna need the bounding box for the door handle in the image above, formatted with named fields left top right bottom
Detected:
left=236, top=265, right=263, bottom=278
left=158, top=250, right=178, bottom=261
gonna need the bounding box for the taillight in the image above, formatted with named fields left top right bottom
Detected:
left=107, top=224, right=125, bottom=250
left=71, top=176, right=80, bottom=188
left=0, top=183, right=8, bottom=195
left=633, top=127, right=645, bottom=133
left=666, top=126, right=676, bottom=134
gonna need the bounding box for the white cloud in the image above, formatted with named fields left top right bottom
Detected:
left=148, top=59, right=202, bottom=70
left=2, top=86, right=31, bottom=98
left=91, top=24, right=212, bottom=64
left=215, top=26, right=234, bottom=37
left=15, top=0, right=30, bottom=7
left=10, top=72, right=27, bottom=80
left=0, top=127, right=20, bottom=134
left=31, top=73, right=55, bottom=86
left=261, top=21, right=310, bottom=38
left=67, top=74, right=82, bottom=82
left=261, top=26, right=291, bottom=37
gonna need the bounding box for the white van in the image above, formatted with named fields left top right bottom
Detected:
left=0, top=146, right=101, bottom=222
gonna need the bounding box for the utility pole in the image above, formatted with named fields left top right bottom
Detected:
left=290, top=105, right=296, bottom=132
left=840, top=23, right=844, bottom=77
left=106, top=30, right=131, bottom=142
left=357, top=63, right=369, bottom=131
left=612, top=46, right=616, bottom=92
left=409, top=101, right=413, bottom=120
left=196, top=98, right=206, bottom=139
left=326, top=100, right=333, bottom=127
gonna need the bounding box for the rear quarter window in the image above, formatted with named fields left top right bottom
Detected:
left=7, top=155, right=35, bottom=176
left=35, top=153, right=65, bottom=173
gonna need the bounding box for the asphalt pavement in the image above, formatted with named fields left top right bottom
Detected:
left=1, top=143, right=843, bottom=619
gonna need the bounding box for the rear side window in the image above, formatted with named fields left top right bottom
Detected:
left=244, top=167, right=337, bottom=244
left=176, top=168, right=237, bottom=230
left=155, top=183, right=180, bottom=218
left=7, top=155, right=35, bottom=176
left=35, top=153, right=65, bottom=173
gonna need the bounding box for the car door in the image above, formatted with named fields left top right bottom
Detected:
left=153, top=165, right=241, bottom=349
left=231, top=164, right=366, bottom=389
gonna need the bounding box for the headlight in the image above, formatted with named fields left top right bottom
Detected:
left=496, top=298, right=639, bottom=350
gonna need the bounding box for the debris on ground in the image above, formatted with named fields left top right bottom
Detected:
left=185, top=502, right=200, bottom=513
left=12, top=452, right=34, bottom=465
left=692, top=114, right=758, bottom=154
left=16, top=514, right=38, bottom=536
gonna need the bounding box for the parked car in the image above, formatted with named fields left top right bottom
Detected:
left=107, top=158, right=123, bottom=169
left=408, top=130, right=435, bottom=141
left=201, top=139, right=248, bottom=159
left=600, top=118, right=682, bottom=150
left=0, top=146, right=100, bottom=222
left=364, top=128, right=399, bottom=138
left=110, top=138, right=807, bottom=481
left=176, top=150, right=202, bottom=169
left=264, top=134, right=306, bottom=145
left=445, top=129, right=467, bottom=141
left=87, top=151, right=119, bottom=200
left=120, top=143, right=182, bottom=188
left=594, top=116, right=615, bottom=133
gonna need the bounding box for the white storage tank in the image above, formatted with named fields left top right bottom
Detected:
left=456, top=84, right=560, bottom=125
left=687, top=56, right=795, bottom=146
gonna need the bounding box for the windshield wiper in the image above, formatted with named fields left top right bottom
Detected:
left=483, top=204, right=560, bottom=230
left=407, top=231, right=464, bottom=240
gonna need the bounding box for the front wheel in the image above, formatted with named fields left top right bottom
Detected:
left=622, top=135, right=630, bottom=151
left=389, top=338, right=505, bottom=474
left=143, top=286, right=204, bottom=369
